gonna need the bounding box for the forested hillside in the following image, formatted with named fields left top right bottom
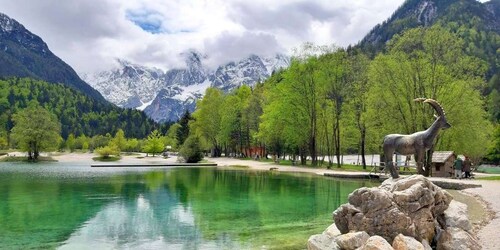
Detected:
left=359, top=0, right=500, bottom=122
left=0, top=13, right=105, bottom=102
left=183, top=26, right=496, bottom=168
left=0, top=78, right=161, bottom=145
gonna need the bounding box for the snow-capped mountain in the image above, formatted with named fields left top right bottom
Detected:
left=80, top=59, right=164, bottom=108
left=82, top=52, right=289, bottom=122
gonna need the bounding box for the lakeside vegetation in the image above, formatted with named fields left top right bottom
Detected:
left=0, top=27, right=498, bottom=167
left=181, top=26, right=496, bottom=172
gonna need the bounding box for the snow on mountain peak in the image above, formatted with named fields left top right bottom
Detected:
left=82, top=53, right=290, bottom=122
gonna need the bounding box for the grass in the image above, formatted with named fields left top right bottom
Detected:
left=92, top=156, right=121, bottom=162
left=476, top=176, right=500, bottom=181
left=0, top=156, right=57, bottom=162
left=476, top=166, right=500, bottom=174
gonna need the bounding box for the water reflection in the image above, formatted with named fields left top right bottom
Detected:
left=0, top=163, right=375, bottom=249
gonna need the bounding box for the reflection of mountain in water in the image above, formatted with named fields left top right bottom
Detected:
left=59, top=189, right=243, bottom=249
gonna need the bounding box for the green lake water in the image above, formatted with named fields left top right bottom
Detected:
left=0, top=162, right=376, bottom=249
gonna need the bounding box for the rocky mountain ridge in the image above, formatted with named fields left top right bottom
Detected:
left=82, top=52, right=289, bottom=122
left=0, top=12, right=105, bottom=102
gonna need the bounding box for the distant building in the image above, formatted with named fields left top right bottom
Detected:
left=431, top=151, right=456, bottom=177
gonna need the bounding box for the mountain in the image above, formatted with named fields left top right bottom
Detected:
left=0, top=78, right=160, bottom=140
left=359, top=0, right=499, bottom=53
left=357, top=0, right=500, bottom=121
left=83, top=52, right=289, bottom=122
left=0, top=12, right=105, bottom=102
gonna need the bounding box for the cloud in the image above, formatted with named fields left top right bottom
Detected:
left=126, top=9, right=165, bottom=34
left=0, top=0, right=406, bottom=73
left=204, top=31, right=285, bottom=68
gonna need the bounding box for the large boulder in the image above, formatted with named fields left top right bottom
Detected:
left=438, top=200, right=472, bottom=232
left=360, top=235, right=393, bottom=250
left=336, top=231, right=370, bottom=250
left=333, top=175, right=452, bottom=243
left=392, top=234, right=424, bottom=250
left=436, top=227, right=480, bottom=250
left=307, top=234, right=339, bottom=250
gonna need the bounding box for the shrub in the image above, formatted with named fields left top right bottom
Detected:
left=179, top=136, right=204, bottom=163
left=95, top=145, right=119, bottom=159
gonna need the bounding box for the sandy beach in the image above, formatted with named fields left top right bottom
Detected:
left=3, top=152, right=499, bottom=249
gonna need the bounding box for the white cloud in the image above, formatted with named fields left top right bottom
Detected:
left=0, top=0, right=406, bottom=73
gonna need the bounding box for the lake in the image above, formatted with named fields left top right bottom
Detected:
left=0, top=162, right=376, bottom=249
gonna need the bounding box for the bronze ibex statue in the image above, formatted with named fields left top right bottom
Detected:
left=383, top=98, right=451, bottom=178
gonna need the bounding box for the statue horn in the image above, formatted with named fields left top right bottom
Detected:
left=423, top=99, right=445, bottom=117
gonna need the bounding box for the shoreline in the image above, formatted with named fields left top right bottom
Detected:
left=2, top=152, right=499, bottom=249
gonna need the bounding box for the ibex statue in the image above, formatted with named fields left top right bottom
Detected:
left=383, top=98, right=451, bottom=178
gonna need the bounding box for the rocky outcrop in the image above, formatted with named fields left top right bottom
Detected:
left=361, top=236, right=393, bottom=250
left=333, top=175, right=452, bottom=243
left=392, top=234, right=424, bottom=250
left=308, top=175, right=481, bottom=250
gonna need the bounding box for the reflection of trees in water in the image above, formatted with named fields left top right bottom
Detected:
left=0, top=167, right=375, bottom=249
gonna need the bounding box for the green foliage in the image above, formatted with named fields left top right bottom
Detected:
left=142, top=130, right=164, bottom=156
left=485, top=125, right=500, bottom=164
left=110, top=129, right=127, bottom=152
left=95, top=145, right=120, bottom=159
left=176, top=111, right=192, bottom=146
left=0, top=78, right=158, bottom=140
left=163, top=123, right=181, bottom=150
left=10, top=102, right=61, bottom=160
left=125, top=138, right=141, bottom=152
left=191, top=88, right=224, bottom=156
left=179, top=136, right=204, bottom=163
left=366, top=26, right=492, bottom=159
left=358, top=0, right=500, bottom=123
left=66, top=134, right=76, bottom=152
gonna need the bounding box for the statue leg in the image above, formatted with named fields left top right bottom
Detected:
left=384, top=149, right=399, bottom=179
left=415, top=152, right=424, bottom=175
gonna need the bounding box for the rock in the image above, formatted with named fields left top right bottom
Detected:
left=333, top=175, right=452, bottom=243
left=307, top=234, right=339, bottom=250
left=336, top=231, right=370, bottom=250
left=360, top=235, right=394, bottom=250
left=392, top=234, right=424, bottom=250
left=323, top=223, right=342, bottom=238
left=436, top=227, right=481, bottom=250
left=421, top=239, right=432, bottom=250
left=438, top=200, right=472, bottom=232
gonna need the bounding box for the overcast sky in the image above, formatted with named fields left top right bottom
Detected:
left=1, top=0, right=411, bottom=73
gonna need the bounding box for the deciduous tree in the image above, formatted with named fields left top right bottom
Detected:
left=10, top=102, right=61, bottom=160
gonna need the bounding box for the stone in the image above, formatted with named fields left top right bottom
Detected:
left=438, top=200, right=472, bottom=232
left=421, top=239, right=432, bottom=250
left=323, top=223, right=341, bottom=238
left=360, top=235, right=394, bottom=250
left=392, top=234, right=424, bottom=250
left=335, top=231, right=370, bottom=250
left=307, top=234, right=339, bottom=250
left=333, top=175, right=453, bottom=243
left=436, top=227, right=481, bottom=250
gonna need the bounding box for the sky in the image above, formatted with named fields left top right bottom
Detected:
left=1, top=0, right=411, bottom=73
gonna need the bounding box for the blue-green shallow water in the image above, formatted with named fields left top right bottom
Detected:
left=0, top=162, right=376, bottom=249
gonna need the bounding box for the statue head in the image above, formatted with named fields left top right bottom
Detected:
left=415, top=98, right=451, bottom=129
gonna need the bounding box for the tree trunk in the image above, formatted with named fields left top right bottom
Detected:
left=360, top=127, right=366, bottom=169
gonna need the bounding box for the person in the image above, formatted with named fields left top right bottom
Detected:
left=463, top=156, right=472, bottom=179
left=453, top=155, right=463, bottom=179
